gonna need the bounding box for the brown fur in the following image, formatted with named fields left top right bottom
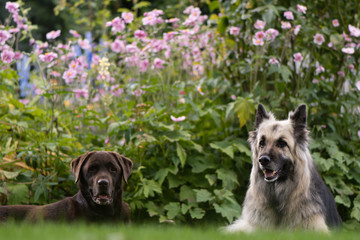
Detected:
left=226, top=104, right=341, bottom=233
left=0, top=151, right=133, bottom=223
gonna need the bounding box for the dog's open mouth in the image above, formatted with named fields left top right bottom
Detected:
left=94, top=194, right=113, bottom=205
left=262, top=169, right=280, bottom=182
left=90, top=189, right=113, bottom=205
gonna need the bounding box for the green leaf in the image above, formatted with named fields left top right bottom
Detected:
left=214, top=200, right=242, bottom=223
left=189, top=207, right=205, bottom=219
left=351, top=195, right=360, bottom=221
left=164, top=202, right=180, bottom=220
left=234, top=97, right=255, bottom=128
left=1, top=170, right=20, bottom=179
left=154, top=168, right=168, bottom=185
left=232, top=139, right=252, bottom=157
left=7, top=184, right=29, bottom=204
left=167, top=174, right=185, bottom=189
left=217, top=16, right=229, bottom=36
left=132, top=1, right=151, bottom=10
left=209, top=1, right=220, bottom=12
left=205, top=174, right=217, bottom=186
left=216, top=168, right=239, bottom=190
left=194, top=189, right=214, bottom=203
left=176, top=142, right=187, bottom=168
left=179, top=185, right=196, bottom=202
left=142, top=179, right=162, bottom=198
left=335, top=195, right=351, bottom=207
left=210, top=140, right=234, bottom=159
left=279, top=65, right=292, bottom=82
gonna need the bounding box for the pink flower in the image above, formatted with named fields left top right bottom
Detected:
left=358, top=130, right=360, bottom=139
left=313, top=78, right=319, bottom=83
left=255, top=31, right=266, bottom=40
left=165, top=18, right=179, bottom=23
left=14, top=51, right=22, bottom=60
left=5, top=2, right=19, bottom=14
left=170, top=115, right=186, bottom=122
left=337, top=71, right=345, bottom=77
left=46, top=30, right=61, bottom=40
left=293, top=52, right=303, bottom=62
left=163, top=31, right=178, bottom=41
left=281, top=21, right=291, bottom=29
left=134, top=30, right=147, bottom=39
left=73, top=88, right=89, bottom=99
left=297, top=4, right=307, bottom=14
left=63, top=69, right=77, bottom=84
left=284, top=11, right=294, bottom=20
left=349, top=25, right=360, bottom=37
left=111, top=84, right=123, bottom=96
left=294, top=25, right=301, bottom=35
left=355, top=81, right=360, bottom=91
left=19, top=99, right=30, bottom=105
left=196, top=85, right=204, bottom=95
left=313, top=33, right=325, bottom=45
left=140, top=59, right=149, bottom=72
left=1, top=48, right=14, bottom=63
left=39, top=52, right=58, bottom=63
left=78, top=39, right=91, bottom=50
left=315, top=65, right=325, bottom=75
left=254, top=20, right=266, bottom=30
left=152, top=58, right=165, bottom=69
left=111, top=39, right=125, bottom=53
left=69, top=30, right=81, bottom=38
left=106, top=17, right=125, bottom=33
left=252, top=37, right=264, bottom=46
left=0, top=30, right=12, bottom=45
left=342, top=47, right=355, bottom=54
left=265, top=28, right=279, bottom=41
left=269, top=58, right=279, bottom=65
left=332, top=19, right=339, bottom=27
left=122, top=12, right=134, bottom=24
left=105, top=137, right=109, bottom=145
left=229, top=26, right=240, bottom=36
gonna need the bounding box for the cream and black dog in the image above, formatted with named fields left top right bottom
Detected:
left=226, top=104, right=342, bottom=232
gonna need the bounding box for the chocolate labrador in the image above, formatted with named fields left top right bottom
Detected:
left=0, top=151, right=133, bottom=223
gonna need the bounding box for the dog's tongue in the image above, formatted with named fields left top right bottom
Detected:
left=264, top=170, right=276, bottom=178
left=98, top=195, right=110, bottom=200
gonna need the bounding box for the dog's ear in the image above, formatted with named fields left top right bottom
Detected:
left=110, top=152, right=133, bottom=184
left=255, top=104, right=270, bottom=128
left=71, top=152, right=94, bottom=183
left=290, top=104, right=308, bottom=143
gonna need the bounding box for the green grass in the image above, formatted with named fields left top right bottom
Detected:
left=0, top=223, right=359, bottom=240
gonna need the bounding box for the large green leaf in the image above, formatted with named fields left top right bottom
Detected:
left=194, top=189, right=214, bottom=203
left=164, top=202, right=180, bottom=220
left=233, top=97, right=255, bottom=128
left=176, top=142, right=187, bottom=168
left=210, top=140, right=234, bottom=159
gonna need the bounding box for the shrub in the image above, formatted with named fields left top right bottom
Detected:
left=0, top=0, right=359, bottom=228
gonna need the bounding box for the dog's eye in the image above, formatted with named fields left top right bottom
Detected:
left=259, top=139, right=265, bottom=148
left=276, top=139, right=287, bottom=148
left=109, top=165, right=117, bottom=172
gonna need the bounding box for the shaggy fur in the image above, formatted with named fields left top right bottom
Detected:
left=226, top=104, right=342, bottom=233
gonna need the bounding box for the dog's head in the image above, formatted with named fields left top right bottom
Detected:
left=71, top=151, right=133, bottom=206
left=248, top=104, right=309, bottom=183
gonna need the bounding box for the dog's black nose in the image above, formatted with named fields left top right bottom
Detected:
left=259, top=155, right=271, bottom=165
left=98, top=179, right=109, bottom=187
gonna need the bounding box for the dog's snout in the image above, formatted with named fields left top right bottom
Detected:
left=98, top=179, right=109, bottom=187
left=259, top=155, right=271, bottom=165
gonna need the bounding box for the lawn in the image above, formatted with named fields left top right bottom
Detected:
left=0, top=223, right=358, bottom=240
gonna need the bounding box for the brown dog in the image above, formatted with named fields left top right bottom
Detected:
left=0, top=151, right=133, bottom=223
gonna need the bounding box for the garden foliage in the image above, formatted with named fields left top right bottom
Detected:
left=0, top=0, right=359, bottom=228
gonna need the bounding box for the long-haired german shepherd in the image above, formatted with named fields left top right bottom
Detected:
left=226, top=104, right=342, bottom=232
